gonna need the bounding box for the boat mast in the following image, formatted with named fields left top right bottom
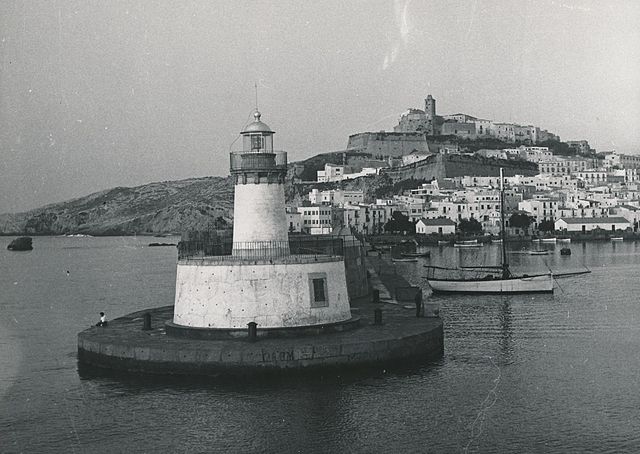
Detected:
left=500, top=168, right=510, bottom=278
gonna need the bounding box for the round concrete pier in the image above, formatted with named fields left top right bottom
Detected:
left=77, top=304, right=443, bottom=376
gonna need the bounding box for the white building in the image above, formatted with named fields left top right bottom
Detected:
left=317, top=163, right=379, bottom=182
left=309, top=188, right=364, bottom=206
left=518, top=198, right=559, bottom=227
left=416, top=218, right=456, bottom=235
left=575, top=170, right=608, bottom=186
left=298, top=205, right=334, bottom=234
left=555, top=217, right=630, bottom=233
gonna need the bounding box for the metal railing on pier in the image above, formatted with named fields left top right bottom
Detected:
left=178, top=236, right=347, bottom=261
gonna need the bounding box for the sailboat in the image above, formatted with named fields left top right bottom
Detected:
left=425, top=169, right=553, bottom=294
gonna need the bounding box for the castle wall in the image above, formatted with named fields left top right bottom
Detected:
left=385, top=154, right=539, bottom=182
left=173, top=258, right=352, bottom=329
left=347, top=132, right=429, bottom=157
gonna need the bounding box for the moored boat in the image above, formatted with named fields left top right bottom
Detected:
left=611, top=237, right=623, bottom=241
left=529, top=250, right=549, bottom=255
left=425, top=168, right=554, bottom=294
left=401, top=251, right=431, bottom=258
left=427, top=272, right=553, bottom=294
left=453, top=239, right=481, bottom=248
left=392, top=258, right=418, bottom=263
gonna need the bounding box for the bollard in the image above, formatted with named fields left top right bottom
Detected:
left=415, top=290, right=423, bottom=318
left=247, top=321, right=258, bottom=342
left=374, top=308, right=382, bottom=325
left=142, top=312, right=152, bottom=330
left=372, top=289, right=380, bottom=304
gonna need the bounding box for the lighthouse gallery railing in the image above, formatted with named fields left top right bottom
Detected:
left=178, top=236, right=353, bottom=261
left=229, top=151, right=288, bottom=172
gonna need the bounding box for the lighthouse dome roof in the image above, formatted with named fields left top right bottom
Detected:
left=242, top=110, right=274, bottom=134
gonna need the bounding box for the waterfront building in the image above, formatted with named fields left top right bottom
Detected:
left=415, top=218, right=456, bottom=235
left=173, top=110, right=352, bottom=329
left=554, top=216, right=630, bottom=233
left=617, top=205, right=640, bottom=231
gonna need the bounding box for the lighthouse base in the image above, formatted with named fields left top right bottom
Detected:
left=77, top=303, right=443, bottom=377
left=173, top=256, right=352, bottom=329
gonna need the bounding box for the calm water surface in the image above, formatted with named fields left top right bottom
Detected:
left=1, top=236, right=639, bottom=453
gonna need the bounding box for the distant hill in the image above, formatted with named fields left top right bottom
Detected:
left=0, top=177, right=235, bottom=236
left=0, top=145, right=547, bottom=236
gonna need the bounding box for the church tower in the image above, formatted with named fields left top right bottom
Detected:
left=424, top=94, right=436, bottom=135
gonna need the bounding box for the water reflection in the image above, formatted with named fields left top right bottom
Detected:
left=498, top=300, right=514, bottom=362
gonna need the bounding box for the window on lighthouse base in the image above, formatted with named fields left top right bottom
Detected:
left=308, top=273, right=329, bottom=308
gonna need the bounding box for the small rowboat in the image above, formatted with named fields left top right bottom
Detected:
left=401, top=251, right=431, bottom=258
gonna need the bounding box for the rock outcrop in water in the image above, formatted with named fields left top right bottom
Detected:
left=7, top=237, right=33, bottom=251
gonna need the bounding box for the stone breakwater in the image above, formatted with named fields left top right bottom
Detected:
left=77, top=304, right=443, bottom=376
left=77, top=256, right=443, bottom=376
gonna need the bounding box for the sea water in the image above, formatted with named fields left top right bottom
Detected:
left=1, top=236, right=639, bottom=453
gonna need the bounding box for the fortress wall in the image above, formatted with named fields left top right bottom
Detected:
left=385, top=154, right=538, bottom=182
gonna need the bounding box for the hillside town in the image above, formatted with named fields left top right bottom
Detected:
left=285, top=95, right=640, bottom=238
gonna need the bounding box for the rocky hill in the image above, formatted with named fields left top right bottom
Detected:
left=0, top=177, right=235, bottom=236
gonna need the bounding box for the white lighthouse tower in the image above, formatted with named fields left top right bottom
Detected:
left=172, top=110, right=352, bottom=332
left=231, top=110, right=289, bottom=256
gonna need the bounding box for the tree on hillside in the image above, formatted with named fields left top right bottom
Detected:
left=538, top=219, right=555, bottom=232
left=384, top=211, right=415, bottom=233
left=458, top=218, right=483, bottom=235
left=508, top=213, right=533, bottom=231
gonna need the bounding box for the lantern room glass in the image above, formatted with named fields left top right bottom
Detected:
left=243, top=134, right=273, bottom=153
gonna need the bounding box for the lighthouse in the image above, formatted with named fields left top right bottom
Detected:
left=172, top=109, right=352, bottom=332
left=231, top=110, right=289, bottom=256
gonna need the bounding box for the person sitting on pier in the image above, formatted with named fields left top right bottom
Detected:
left=96, top=312, right=108, bottom=327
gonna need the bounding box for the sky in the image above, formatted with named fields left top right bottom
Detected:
left=1, top=0, right=639, bottom=213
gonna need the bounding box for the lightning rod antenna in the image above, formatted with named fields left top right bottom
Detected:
left=254, top=81, right=258, bottom=110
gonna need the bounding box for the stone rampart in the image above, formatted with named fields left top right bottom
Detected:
left=385, top=154, right=538, bottom=182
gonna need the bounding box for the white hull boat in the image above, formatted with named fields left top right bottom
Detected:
left=428, top=273, right=554, bottom=294
left=454, top=240, right=481, bottom=248
left=425, top=168, right=555, bottom=295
